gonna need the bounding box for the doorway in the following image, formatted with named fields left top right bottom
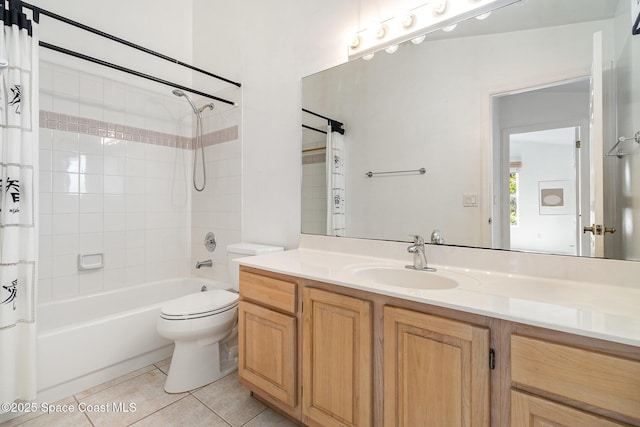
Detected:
left=507, top=127, right=582, bottom=255
left=491, top=78, right=591, bottom=255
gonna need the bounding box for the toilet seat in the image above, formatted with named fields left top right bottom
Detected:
left=160, top=290, right=238, bottom=321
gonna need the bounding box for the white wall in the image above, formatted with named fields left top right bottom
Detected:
left=509, top=130, right=578, bottom=255
left=192, top=0, right=397, bottom=249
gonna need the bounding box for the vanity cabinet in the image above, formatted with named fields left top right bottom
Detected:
left=238, top=270, right=300, bottom=418
left=383, top=306, right=490, bottom=427
left=238, top=266, right=640, bottom=427
left=510, top=335, right=640, bottom=426
left=302, top=287, right=373, bottom=427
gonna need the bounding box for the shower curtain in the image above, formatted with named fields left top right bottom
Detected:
left=326, top=121, right=345, bottom=236
left=0, top=0, right=39, bottom=405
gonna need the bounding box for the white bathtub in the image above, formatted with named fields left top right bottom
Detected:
left=36, top=277, right=232, bottom=402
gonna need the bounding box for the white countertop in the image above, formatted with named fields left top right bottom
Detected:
left=237, top=248, right=640, bottom=347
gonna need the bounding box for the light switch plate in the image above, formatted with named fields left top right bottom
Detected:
left=463, top=193, right=478, bottom=207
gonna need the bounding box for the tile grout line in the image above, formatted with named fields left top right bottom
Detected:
left=72, top=395, right=96, bottom=427
left=239, top=407, right=269, bottom=427
left=189, top=393, right=233, bottom=427
left=123, top=393, right=193, bottom=427
left=73, top=366, right=161, bottom=402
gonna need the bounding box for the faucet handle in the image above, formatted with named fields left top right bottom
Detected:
left=409, top=234, right=424, bottom=245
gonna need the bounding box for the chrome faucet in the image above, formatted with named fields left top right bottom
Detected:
left=406, top=235, right=436, bottom=272
left=195, top=259, right=213, bottom=269
left=431, top=229, right=445, bottom=245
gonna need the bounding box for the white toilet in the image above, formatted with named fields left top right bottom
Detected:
left=157, top=242, right=283, bottom=393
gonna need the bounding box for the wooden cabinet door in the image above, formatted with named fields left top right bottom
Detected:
left=383, top=306, right=490, bottom=427
left=511, top=390, right=626, bottom=427
left=302, top=288, right=372, bottom=427
left=238, top=300, right=296, bottom=407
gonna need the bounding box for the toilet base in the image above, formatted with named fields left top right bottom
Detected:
left=164, top=333, right=238, bottom=393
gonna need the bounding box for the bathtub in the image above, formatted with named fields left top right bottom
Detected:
left=36, top=277, right=232, bottom=402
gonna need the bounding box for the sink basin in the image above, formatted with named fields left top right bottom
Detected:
left=352, top=266, right=458, bottom=290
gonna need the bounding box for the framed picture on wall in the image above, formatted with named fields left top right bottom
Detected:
left=539, top=180, right=575, bottom=215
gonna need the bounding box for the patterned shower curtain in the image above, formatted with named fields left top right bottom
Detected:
left=326, top=121, right=345, bottom=236
left=0, top=0, right=39, bottom=405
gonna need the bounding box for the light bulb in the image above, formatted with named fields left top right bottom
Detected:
left=363, top=53, right=375, bottom=60
left=375, top=24, right=387, bottom=39
left=401, top=14, right=416, bottom=29
left=385, top=44, right=398, bottom=54
left=475, top=12, right=491, bottom=20
left=432, top=0, right=448, bottom=15
left=350, top=35, right=361, bottom=49
left=442, top=23, right=457, bottom=32
left=411, top=35, right=426, bottom=44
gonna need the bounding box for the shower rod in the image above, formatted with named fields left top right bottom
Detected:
left=302, top=109, right=345, bottom=135
left=302, top=124, right=327, bottom=135
left=22, top=2, right=241, bottom=88
left=39, top=42, right=236, bottom=106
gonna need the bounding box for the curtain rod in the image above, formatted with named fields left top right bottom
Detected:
left=40, top=42, right=237, bottom=106
left=22, top=2, right=241, bottom=88
left=302, top=108, right=343, bottom=127
left=302, top=124, right=327, bottom=135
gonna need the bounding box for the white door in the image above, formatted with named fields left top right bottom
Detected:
left=588, top=31, right=605, bottom=257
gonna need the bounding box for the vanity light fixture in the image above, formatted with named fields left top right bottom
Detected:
left=385, top=44, right=399, bottom=53
left=348, top=0, right=520, bottom=60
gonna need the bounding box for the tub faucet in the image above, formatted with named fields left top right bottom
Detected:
left=406, top=235, right=436, bottom=272
left=195, top=259, right=213, bottom=269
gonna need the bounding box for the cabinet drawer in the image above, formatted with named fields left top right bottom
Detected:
left=511, top=335, right=640, bottom=420
left=240, top=270, right=296, bottom=314
left=511, top=390, right=626, bottom=427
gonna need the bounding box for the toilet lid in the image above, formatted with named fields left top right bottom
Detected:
left=160, top=290, right=238, bottom=319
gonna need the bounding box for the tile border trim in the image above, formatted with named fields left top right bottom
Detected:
left=40, top=110, right=238, bottom=150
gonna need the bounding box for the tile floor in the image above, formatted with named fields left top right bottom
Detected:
left=1, top=359, right=297, bottom=427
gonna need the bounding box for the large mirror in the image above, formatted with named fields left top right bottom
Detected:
left=301, top=0, right=640, bottom=261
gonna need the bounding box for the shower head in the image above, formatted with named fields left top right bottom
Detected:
left=172, top=89, right=215, bottom=115
left=172, top=89, right=200, bottom=115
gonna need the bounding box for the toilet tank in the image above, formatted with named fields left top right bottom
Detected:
left=226, top=243, right=284, bottom=291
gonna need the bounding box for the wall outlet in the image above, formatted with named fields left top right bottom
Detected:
left=463, top=193, right=478, bottom=207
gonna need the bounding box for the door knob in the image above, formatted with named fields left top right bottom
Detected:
left=583, top=224, right=616, bottom=235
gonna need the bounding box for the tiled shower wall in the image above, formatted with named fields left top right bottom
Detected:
left=38, top=61, right=241, bottom=303
left=190, top=138, right=242, bottom=284
left=301, top=153, right=326, bottom=235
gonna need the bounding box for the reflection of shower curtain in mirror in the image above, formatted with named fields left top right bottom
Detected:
left=0, top=0, right=39, bottom=405
left=326, top=125, right=345, bottom=236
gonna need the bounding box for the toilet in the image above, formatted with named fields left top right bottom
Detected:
left=157, top=242, right=283, bottom=393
